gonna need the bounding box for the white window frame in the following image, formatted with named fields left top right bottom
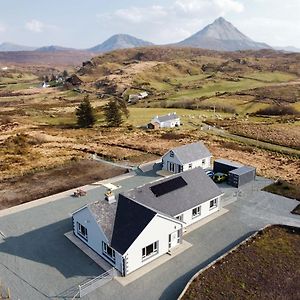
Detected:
left=142, top=241, right=158, bottom=261
left=202, top=159, right=206, bottom=165
left=209, top=198, right=218, bottom=210
left=102, top=242, right=116, bottom=262
left=170, top=151, right=174, bottom=158
left=188, top=163, right=193, bottom=169
left=192, top=205, right=201, bottom=218
left=77, top=222, right=88, bottom=240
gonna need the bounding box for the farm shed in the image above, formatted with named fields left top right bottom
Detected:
left=213, top=159, right=243, bottom=174
left=228, top=166, right=256, bottom=188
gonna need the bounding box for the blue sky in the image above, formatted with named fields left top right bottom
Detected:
left=0, top=0, right=299, bottom=48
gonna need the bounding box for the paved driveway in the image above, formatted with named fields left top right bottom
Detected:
left=0, top=174, right=299, bottom=300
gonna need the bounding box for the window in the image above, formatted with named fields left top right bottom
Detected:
left=202, top=159, right=206, bottom=165
left=142, top=241, right=158, bottom=260
left=176, top=214, right=183, bottom=221
left=210, top=198, right=218, bottom=209
left=192, top=206, right=201, bottom=218
left=170, top=151, right=174, bottom=158
left=77, top=222, right=88, bottom=240
left=188, top=163, right=193, bottom=169
left=102, top=242, right=116, bottom=262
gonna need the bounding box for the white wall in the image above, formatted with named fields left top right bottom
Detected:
left=182, top=157, right=212, bottom=171
left=124, top=214, right=183, bottom=275
left=72, top=207, right=123, bottom=273
left=175, top=196, right=221, bottom=227
left=162, top=151, right=182, bottom=173
left=152, top=117, right=180, bottom=128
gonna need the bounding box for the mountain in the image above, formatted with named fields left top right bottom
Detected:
left=0, top=42, right=36, bottom=52
left=274, top=46, right=300, bottom=53
left=89, top=34, right=154, bottom=53
left=176, top=17, right=271, bottom=51
left=34, top=45, right=76, bottom=52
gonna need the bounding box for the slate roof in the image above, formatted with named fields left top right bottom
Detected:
left=164, top=142, right=211, bottom=164
left=88, top=200, right=117, bottom=242
left=111, top=194, right=156, bottom=254
left=154, top=113, right=179, bottom=123
left=124, top=167, right=222, bottom=217
left=84, top=194, right=157, bottom=255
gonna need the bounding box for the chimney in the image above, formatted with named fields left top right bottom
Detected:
left=105, top=190, right=116, bottom=204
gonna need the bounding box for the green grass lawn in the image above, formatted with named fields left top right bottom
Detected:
left=127, top=107, right=230, bottom=127
left=199, top=97, right=270, bottom=114
left=242, top=71, right=297, bottom=82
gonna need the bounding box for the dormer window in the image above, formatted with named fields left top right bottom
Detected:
left=170, top=151, right=174, bottom=158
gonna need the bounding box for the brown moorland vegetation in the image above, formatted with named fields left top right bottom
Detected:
left=182, top=225, right=300, bottom=300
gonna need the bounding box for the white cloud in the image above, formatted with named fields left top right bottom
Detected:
left=175, top=0, right=244, bottom=16
left=114, top=5, right=168, bottom=24
left=25, top=19, right=44, bottom=32
left=25, top=19, right=58, bottom=33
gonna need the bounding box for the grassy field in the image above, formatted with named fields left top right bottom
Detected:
left=182, top=225, right=300, bottom=300
left=127, top=107, right=231, bottom=127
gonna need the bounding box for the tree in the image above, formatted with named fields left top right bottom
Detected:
left=62, top=70, right=69, bottom=78
left=103, top=100, right=123, bottom=127
left=75, top=96, right=96, bottom=128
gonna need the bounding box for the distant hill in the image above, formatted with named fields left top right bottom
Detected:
left=35, top=45, right=76, bottom=52
left=0, top=42, right=36, bottom=52
left=89, top=34, right=154, bottom=53
left=274, top=46, right=300, bottom=53
left=0, top=50, right=93, bottom=66
left=176, top=17, right=271, bottom=51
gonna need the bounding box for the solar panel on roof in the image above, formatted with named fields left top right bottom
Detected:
left=150, top=176, right=187, bottom=197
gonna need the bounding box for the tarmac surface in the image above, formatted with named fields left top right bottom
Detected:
left=0, top=171, right=299, bottom=300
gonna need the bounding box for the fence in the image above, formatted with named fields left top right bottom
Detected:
left=78, top=268, right=116, bottom=298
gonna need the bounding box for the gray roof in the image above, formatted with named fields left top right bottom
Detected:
left=155, top=113, right=179, bottom=123
left=229, top=166, right=256, bottom=175
left=88, top=200, right=117, bottom=242
left=164, top=142, right=211, bottom=164
left=85, top=195, right=157, bottom=254
left=214, top=158, right=243, bottom=168
left=124, top=167, right=222, bottom=217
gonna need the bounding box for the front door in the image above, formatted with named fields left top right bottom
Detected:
left=168, top=231, right=179, bottom=249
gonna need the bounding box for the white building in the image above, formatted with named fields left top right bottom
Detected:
left=162, top=142, right=212, bottom=173
left=72, top=167, right=222, bottom=276
left=149, top=112, right=180, bottom=129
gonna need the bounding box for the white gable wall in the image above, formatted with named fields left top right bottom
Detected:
left=175, top=195, right=221, bottom=227
left=72, top=207, right=123, bottom=272
left=123, top=214, right=183, bottom=275
left=162, top=151, right=182, bottom=173
left=152, top=117, right=180, bottom=128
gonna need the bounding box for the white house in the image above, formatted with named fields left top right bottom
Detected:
left=162, top=142, right=212, bottom=173
left=138, top=91, right=148, bottom=99
left=72, top=167, right=222, bottom=276
left=149, top=112, right=180, bottom=129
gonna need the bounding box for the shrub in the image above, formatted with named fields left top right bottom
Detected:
left=254, top=105, right=300, bottom=116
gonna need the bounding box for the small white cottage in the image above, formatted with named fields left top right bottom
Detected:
left=72, top=167, right=222, bottom=276
left=162, top=142, right=212, bottom=173
left=149, top=112, right=180, bottom=129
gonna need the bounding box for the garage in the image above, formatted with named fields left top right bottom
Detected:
left=213, top=158, right=243, bottom=174
left=228, top=166, right=256, bottom=188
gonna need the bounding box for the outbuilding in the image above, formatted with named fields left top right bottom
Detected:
left=162, top=142, right=212, bottom=173
left=228, top=166, right=256, bottom=188
left=213, top=158, right=243, bottom=174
